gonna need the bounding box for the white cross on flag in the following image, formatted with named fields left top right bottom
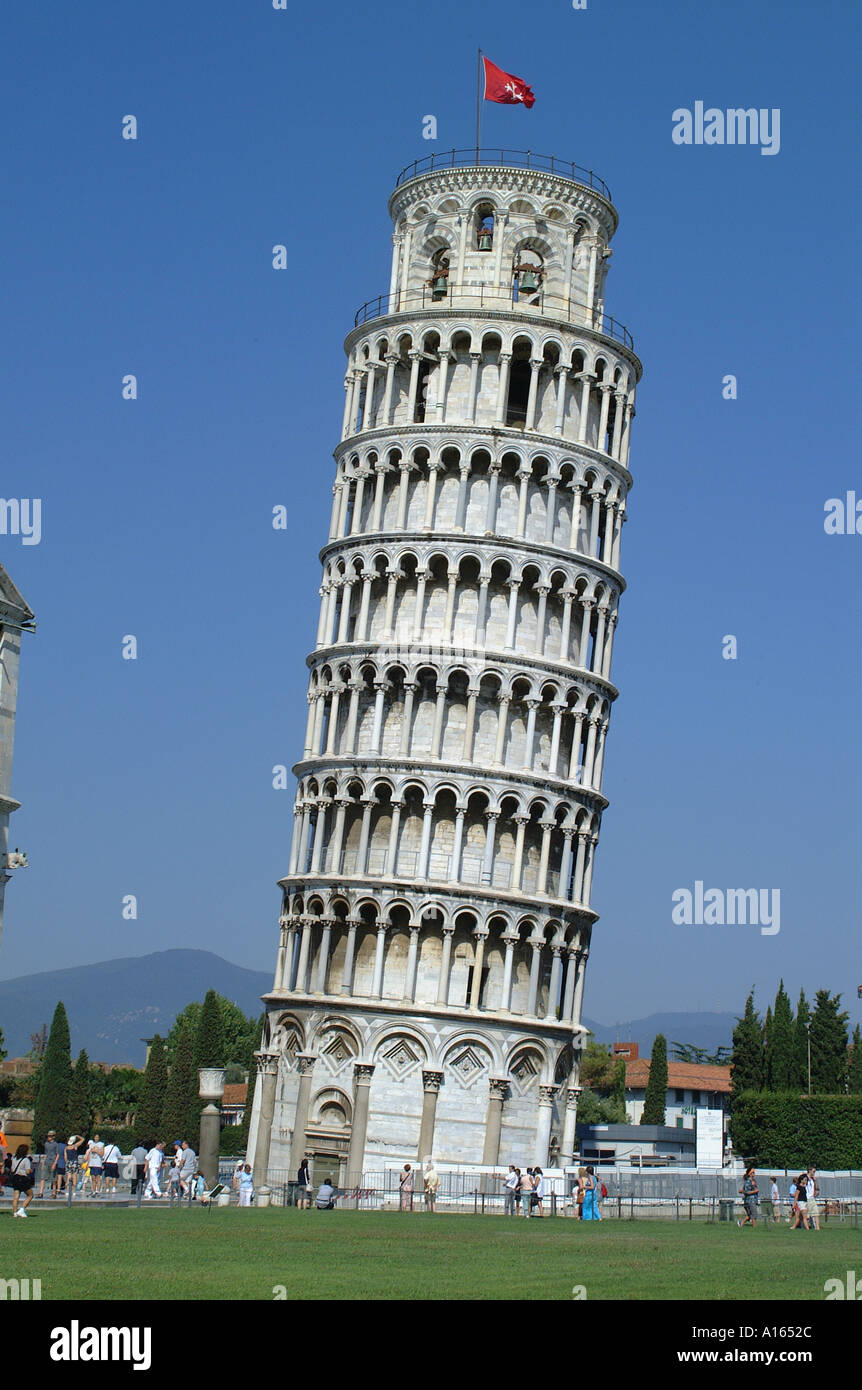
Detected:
left=483, top=56, right=536, bottom=109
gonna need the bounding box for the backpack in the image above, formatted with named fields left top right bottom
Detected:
left=600, top=1182, right=608, bottom=1199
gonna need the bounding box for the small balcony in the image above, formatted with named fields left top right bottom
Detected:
left=394, top=147, right=612, bottom=202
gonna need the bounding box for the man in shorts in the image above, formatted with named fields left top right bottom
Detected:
left=39, top=1130, right=61, bottom=1198
left=102, top=1138, right=122, bottom=1195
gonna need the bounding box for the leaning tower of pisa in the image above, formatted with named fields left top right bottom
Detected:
left=249, top=149, right=641, bottom=1188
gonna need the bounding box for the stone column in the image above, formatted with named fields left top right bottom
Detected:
left=406, top=350, right=422, bottom=420
left=423, top=468, right=439, bottom=531
left=544, top=944, right=563, bottom=1017
left=468, top=351, right=481, bottom=422
left=346, top=1063, right=375, bottom=1186
left=417, top=1069, right=443, bottom=1164
left=527, top=935, right=543, bottom=1015
left=314, top=919, right=332, bottom=994
left=543, top=481, right=558, bottom=544
left=436, top=926, right=454, bottom=1004
left=294, top=917, right=313, bottom=993
left=577, top=373, right=594, bottom=444
left=483, top=466, right=500, bottom=534
left=288, top=1052, right=317, bottom=1175
left=448, top=808, right=465, bottom=883
left=399, top=684, right=417, bottom=754
left=560, top=1085, right=581, bottom=1166
left=404, top=923, right=420, bottom=1001
left=493, top=694, right=510, bottom=765
left=525, top=358, right=542, bottom=430
left=516, top=468, right=531, bottom=537
left=534, top=1085, right=557, bottom=1167
left=568, top=485, right=584, bottom=551
left=469, top=928, right=488, bottom=1010
left=340, top=917, right=359, bottom=994
left=482, top=1077, right=509, bottom=1166
left=499, top=933, right=518, bottom=1011
left=505, top=579, right=520, bottom=649
left=251, top=1051, right=280, bottom=1187
left=371, top=921, right=387, bottom=998
left=494, top=352, right=512, bottom=424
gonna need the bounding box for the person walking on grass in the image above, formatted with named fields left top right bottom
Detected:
left=530, top=1166, right=545, bottom=1218
left=766, top=1176, right=780, bottom=1224
left=9, top=1144, right=35, bottom=1218
left=399, top=1162, right=414, bottom=1212
left=791, top=1174, right=809, bottom=1230
left=423, top=1162, right=440, bottom=1212
left=805, top=1168, right=820, bottom=1231
left=86, top=1135, right=104, bottom=1196
left=738, top=1166, right=759, bottom=1227
left=130, top=1142, right=147, bottom=1196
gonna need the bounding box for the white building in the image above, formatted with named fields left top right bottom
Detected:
left=249, top=150, right=642, bottom=1186
left=0, top=565, right=34, bottom=958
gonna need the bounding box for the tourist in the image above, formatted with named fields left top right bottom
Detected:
left=296, top=1157, right=312, bottom=1210
left=582, top=1165, right=602, bottom=1221
left=766, top=1176, right=780, bottom=1224
left=86, top=1135, right=104, bottom=1196
left=519, top=1166, right=534, bottom=1216
left=167, top=1156, right=182, bottom=1203
left=531, top=1166, right=545, bottom=1218
left=130, top=1141, right=147, bottom=1195
left=239, top=1164, right=255, bottom=1207
left=102, top=1138, right=122, bottom=1195
left=9, top=1143, right=35, bottom=1218
left=144, top=1141, right=166, bottom=1199
left=232, top=1160, right=244, bottom=1196
left=315, top=1176, right=336, bottom=1209
left=63, top=1135, right=83, bottom=1198
left=502, top=1165, right=520, bottom=1216
left=791, top=1174, right=809, bottom=1230
left=52, top=1131, right=67, bottom=1196
left=423, top=1162, right=440, bottom=1212
left=179, top=1140, right=197, bottom=1197
left=788, top=1175, right=798, bottom=1224
left=574, top=1167, right=587, bottom=1219
left=805, top=1168, right=820, bottom=1231
left=399, top=1162, right=414, bottom=1212
left=40, top=1130, right=61, bottom=1198
left=738, top=1166, right=759, bottom=1227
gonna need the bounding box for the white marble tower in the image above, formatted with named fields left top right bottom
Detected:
left=250, top=150, right=641, bottom=1186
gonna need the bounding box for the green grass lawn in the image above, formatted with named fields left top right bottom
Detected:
left=2, top=1208, right=859, bottom=1300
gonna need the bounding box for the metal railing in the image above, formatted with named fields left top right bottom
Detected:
left=394, top=148, right=612, bottom=202
left=353, top=285, right=635, bottom=350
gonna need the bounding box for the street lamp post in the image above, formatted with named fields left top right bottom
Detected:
left=198, top=1068, right=226, bottom=1189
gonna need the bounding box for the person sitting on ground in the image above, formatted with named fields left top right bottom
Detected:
left=315, top=1177, right=336, bottom=1210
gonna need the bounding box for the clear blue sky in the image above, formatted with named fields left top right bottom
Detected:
left=3, top=0, right=860, bottom=1032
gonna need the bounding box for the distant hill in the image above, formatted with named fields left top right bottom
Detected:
left=0, top=950, right=272, bottom=1065
left=0, top=948, right=735, bottom=1065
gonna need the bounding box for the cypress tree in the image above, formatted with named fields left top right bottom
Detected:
left=161, top=1019, right=195, bottom=1144
left=33, top=1001, right=72, bottom=1147
left=731, top=990, right=764, bottom=1095
left=768, top=980, right=795, bottom=1090
left=193, top=989, right=226, bottom=1071
left=848, top=1025, right=862, bottom=1095
left=763, top=1005, right=773, bottom=1086
left=793, top=990, right=811, bottom=1091
left=640, top=1034, right=668, bottom=1125
left=68, top=1050, right=92, bottom=1138
left=809, top=990, right=849, bottom=1093
left=134, top=1035, right=168, bottom=1146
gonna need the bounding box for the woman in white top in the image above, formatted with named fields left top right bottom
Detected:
left=86, top=1136, right=105, bottom=1196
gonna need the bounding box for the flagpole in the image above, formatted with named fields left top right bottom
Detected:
left=475, top=48, right=482, bottom=164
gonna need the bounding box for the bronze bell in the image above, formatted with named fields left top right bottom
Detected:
left=519, top=268, right=539, bottom=293
left=431, top=274, right=448, bottom=299
left=477, top=227, right=493, bottom=251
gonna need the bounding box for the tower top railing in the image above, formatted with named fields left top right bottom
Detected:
left=353, top=286, right=635, bottom=352
left=394, top=148, right=612, bottom=202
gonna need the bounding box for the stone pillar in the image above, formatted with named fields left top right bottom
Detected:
left=340, top=917, right=359, bottom=994
left=436, top=926, right=454, bottom=1004
left=534, top=1084, right=557, bottom=1167
left=314, top=919, right=332, bottom=994
left=527, top=935, right=542, bottom=1016
left=500, top=933, right=518, bottom=1011
left=417, top=1069, right=443, bottom=1163
left=560, top=1086, right=581, bottom=1167
left=251, top=1051, right=280, bottom=1187
left=346, top=1063, right=375, bottom=1186
left=288, top=1052, right=317, bottom=1175
left=525, top=358, right=542, bottom=430
left=469, top=928, right=488, bottom=1010
left=371, top=922, right=387, bottom=998
left=482, top=1076, right=509, bottom=1165
left=494, top=352, right=512, bottom=424
left=404, top=923, right=420, bottom=1001
left=295, top=917, right=313, bottom=993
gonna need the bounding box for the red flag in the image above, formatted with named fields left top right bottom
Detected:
left=483, top=56, right=535, bottom=109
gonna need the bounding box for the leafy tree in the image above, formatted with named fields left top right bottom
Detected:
left=134, top=1035, right=168, bottom=1146
left=161, top=1019, right=196, bottom=1144
left=577, top=1086, right=627, bottom=1125
left=731, top=990, right=763, bottom=1095
left=848, top=1025, right=862, bottom=1095
left=671, top=1042, right=707, bottom=1064
left=0, top=1025, right=6, bottom=1062
left=768, top=980, right=795, bottom=1090
left=579, top=1040, right=617, bottom=1089
left=68, top=1050, right=92, bottom=1137
left=809, top=990, right=849, bottom=1093
left=641, top=1034, right=668, bottom=1125
left=793, top=990, right=811, bottom=1091
left=763, top=1004, right=773, bottom=1082
left=29, top=1024, right=47, bottom=1060
left=193, top=989, right=226, bottom=1072
left=33, top=1001, right=72, bottom=1147
left=609, top=1056, right=626, bottom=1114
